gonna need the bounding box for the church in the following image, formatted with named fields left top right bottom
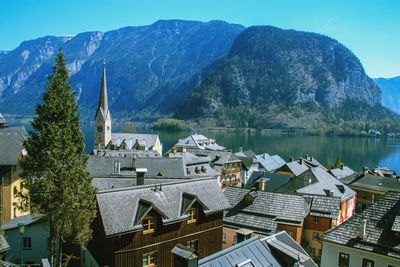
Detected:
left=92, top=63, right=162, bottom=156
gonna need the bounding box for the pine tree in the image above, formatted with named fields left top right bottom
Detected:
left=19, top=50, right=96, bottom=266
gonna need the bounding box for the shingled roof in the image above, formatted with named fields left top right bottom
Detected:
left=304, top=195, right=341, bottom=219
left=135, top=157, right=186, bottom=177
left=223, top=187, right=309, bottom=234
left=340, top=172, right=400, bottom=193
left=276, top=167, right=355, bottom=201
left=110, top=133, right=159, bottom=150
left=255, top=153, right=286, bottom=172
left=321, top=191, right=400, bottom=259
left=96, top=178, right=230, bottom=236
left=0, top=128, right=26, bottom=165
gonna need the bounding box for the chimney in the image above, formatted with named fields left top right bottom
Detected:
left=299, top=158, right=303, bottom=165
left=288, top=157, right=294, bottom=162
left=236, top=228, right=253, bottom=243
left=340, top=163, right=344, bottom=170
left=359, top=219, right=367, bottom=239
left=239, top=147, right=243, bottom=152
left=171, top=244, right=198, bottom=267
left=363, top=167, right=369, bottom=175
left=136, top=168, right=147, bottom=186
left=182, top=147, right=186, bottom=153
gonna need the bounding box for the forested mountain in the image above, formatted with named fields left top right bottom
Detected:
left=0, top=20, right=244, bottom=119
left=178, top=26, right=399, bottom=132
left=374, top=77, right=400, bottom=115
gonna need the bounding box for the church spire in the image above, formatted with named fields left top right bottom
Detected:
left=98, top=60, right=109, bottom=114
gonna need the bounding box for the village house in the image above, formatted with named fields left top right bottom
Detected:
left=340, top=166, right=400, bottom=212
left=92, top=63, right=162, bottom=156
left=254, top=153, right=286, bottom=173
left=167, top=151, right=220, bottom=178
left=85, top=178, right=230, bottom=267
left=320, top=191, right=400, bottom=267
left=275, top=166, right=356, bottom=261
left=0, top=127, right=28, bottom=223
left=234, top=148, right=259, bottom=185
left=87, top=153, right=218, bottom=191
left=170, top=134, right=225, bottom=153
left=2, top=214, right=49, bottom=265
left=329, top=164, right=355, bottom=179
left=222, top=186, right=309, bottom=248
left=196, top=232, right=317, bottom=267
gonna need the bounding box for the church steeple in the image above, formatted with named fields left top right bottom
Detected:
left=94, top=61, right=112, bottom=148
left=98, top=61, right=109, bottom=115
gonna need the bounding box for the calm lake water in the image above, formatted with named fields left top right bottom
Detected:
left=17, top=123, right=400, bottom=173
left=80, top=123, right=400, bottom=173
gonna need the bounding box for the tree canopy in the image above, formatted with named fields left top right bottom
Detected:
left=19, top=50, right=96, bottom=266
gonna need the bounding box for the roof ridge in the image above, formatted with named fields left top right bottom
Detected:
left=96, top=177, right=216, bottom=194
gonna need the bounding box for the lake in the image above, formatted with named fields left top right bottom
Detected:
left=17, top=123, right=400, bottom=173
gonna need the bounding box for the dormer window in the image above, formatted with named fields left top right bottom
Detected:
left=143, top=216, right=156, bottom=234
left=187, top=208, right=198, bottom=224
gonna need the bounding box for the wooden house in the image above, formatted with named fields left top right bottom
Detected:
left=86, top=178, right=230, bottom=267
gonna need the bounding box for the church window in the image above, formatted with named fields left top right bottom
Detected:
left=97, top=126, right=102, bottom=132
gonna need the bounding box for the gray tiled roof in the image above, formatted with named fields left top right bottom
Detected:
left=1, top=214, right=44, bottom=231
left=188, top=149, right=241, bottom=166
left=198, top=236, right=281, bottom=267
left=92, top=176, right=200, bottom=191
left=304, top=195, right=341, bottom=219
left=110, top=133, right=159, bottom=150
left=87, top=156, right=134, bottom=177
left=199, top=232, right=317, bottom=267
left=135, top=157, right=186, bottom=177
left=96, top=178, right=230, bottom=236
left=224, top=187, right=309, bottom=231
left=168, top=151, right=210, bottom=165
left=321, top=191, right=400, bottom=259
left=255, top=153, right=286, bottom=172
left=174, top=134, right=225, bottom=151
left=266, top=232, right=317, bottom=267
left=329, top=166, right=355, bottom=179
left=340, top=172, right=400, bottom=193
left=102, top=150, right=161, bottom=158
left=284, top=161, right=309, bottom=176
left=277, top=167, right=355, bottom=201
left=223, top=211, right=277, bottom=235
left=0, top=128, right=26, bottom=165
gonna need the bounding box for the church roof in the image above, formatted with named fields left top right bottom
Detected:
left=96, top=62, right=109, bottom=119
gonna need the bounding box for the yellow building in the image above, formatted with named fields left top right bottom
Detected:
left=0, top=127, right=29, bottom=223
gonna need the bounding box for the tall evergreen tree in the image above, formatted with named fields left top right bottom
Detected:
left=18, top=50, right=96, bottom=266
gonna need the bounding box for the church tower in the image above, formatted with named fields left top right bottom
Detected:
left=94, top=62, right=112, bottom=147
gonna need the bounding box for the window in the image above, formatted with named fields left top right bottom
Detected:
left=338, top=252, right=350, bottom=267
left=308, top=247, right=315, bottom=256
left=97, top=126, right=102, bottom=132
left=142, top=252, right=156, bottom=267
left=187, top=240, right=198, bottom=251
left=187, top=208, right=197, bottom=224
left=222, top=233, right=227, bottom=243
left=107, top=126, right=110, bottom=131
left=312, top=232, right=319, bottom=240
left=313, top=216, right=320, bottom=224
left=13, top=186, right=18, bottom=196
left=23, top=237, right=32, bottom=250
left=142, top=216, right=156, bottom=234
left=362, top=258, right=374, bottom=267
left=1, top=176, right=10, bottom=186
left=233, top=235, right=237, bottom=244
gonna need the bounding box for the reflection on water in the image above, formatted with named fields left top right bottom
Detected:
left=20, top=123, right=400, bottom=173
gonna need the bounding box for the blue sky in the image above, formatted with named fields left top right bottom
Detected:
left=1, top=0, right=399, bottom=78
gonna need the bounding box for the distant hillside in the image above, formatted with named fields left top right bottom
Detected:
left=0, top=20, right=244, bottom=119
left=179, top=26, right=399, bottom=133
left=374, top=76, right=400, bottom=115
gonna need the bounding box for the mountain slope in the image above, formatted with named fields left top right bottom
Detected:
left=178, top=26, right=398, bottom=132
left=0, top=20, right=244, bottom=119
left=374, top=77, right=400, bottom=114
